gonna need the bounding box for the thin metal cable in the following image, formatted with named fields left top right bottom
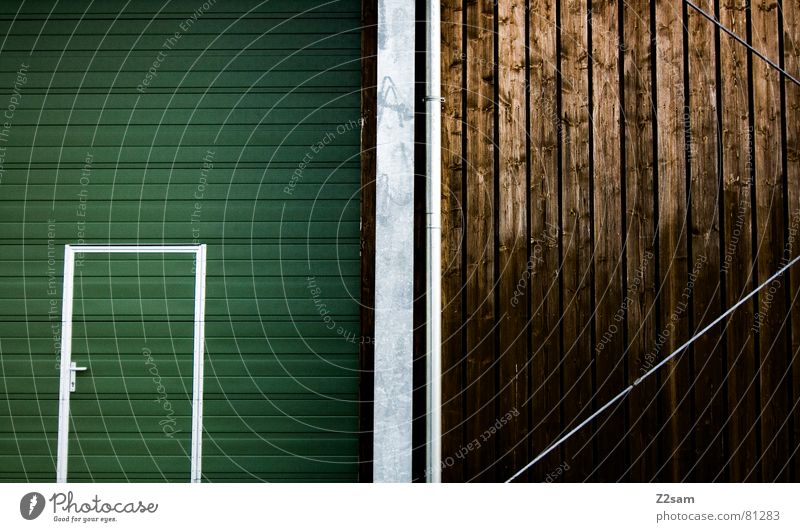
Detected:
left=685, top=0, right=800, bottom=88
left=507, top=254, right=800, bottom=482
left=506, top=385, right=633, bottom=483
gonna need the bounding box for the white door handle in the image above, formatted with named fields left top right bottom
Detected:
left=69, top=362, right=88, bottom=392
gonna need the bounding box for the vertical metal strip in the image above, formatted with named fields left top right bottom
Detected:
left=373, top=0, right=415, bottom=482
left=191, top=244, right=207, bottom=483
left=56, top=245, right=75, bottom=483
left=425, top=0, right=442, bottom=483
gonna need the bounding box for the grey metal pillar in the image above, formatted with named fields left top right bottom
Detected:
left=372, top=0, right=415, bottom=482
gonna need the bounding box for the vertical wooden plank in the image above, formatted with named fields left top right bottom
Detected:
left=496, top=0, right=529, bottom=480
left=590, top=0, right=626, bottom=481
left=358, top=0, right=377, bottom=483
left=654, top=0, right=691, bottom=481
left=440, top=0, right=466, bottom=483
left=560, top=0, right=594, bottom=481
left=464, top=0, right=496, bottom=482
left=719, top=0, right=758, bottom=483
left=528, top=0, right=563, bottom=481
left=686, top=0, right=726, bottom=481
left=784, top=0, right=800, bottom=482
left=751, top=0, right=789, bottom=482
left=623, top=0, right=659, bottom=482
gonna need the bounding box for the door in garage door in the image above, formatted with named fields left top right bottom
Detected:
left=62, top=250, right=199, bottom=482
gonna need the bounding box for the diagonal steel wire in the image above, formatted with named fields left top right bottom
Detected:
left=685, top=0, right=800, bottom=88
left=507, top=254, right=800, bottom=482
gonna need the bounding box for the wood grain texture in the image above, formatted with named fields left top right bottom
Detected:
left=440, top=0, right=466, bottom=483
left=654, top=0, right=691, bottom=482
left=751, top=0, right=790, bottom=482
left=560, top=0, right=594, bottom=481
left=719, top=0, right=758, bottom=483
left=590, top=0, right=626, bottom=482
left=496, top=0, right=529, bottom=480
left=784, top=0, right=800, bottom=483
left=528, top=0, right=564, bottom=482
left=685, top=0, right=726, bottom=481
left=464, top=0, right=497, bottom=482
left=623, top=0, right=660, bottom=483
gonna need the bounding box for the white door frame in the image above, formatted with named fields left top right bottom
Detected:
left=56, top=244, right=207, bottom=483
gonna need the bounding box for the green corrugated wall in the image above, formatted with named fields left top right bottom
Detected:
left=0, top=0, right=362, bottom=482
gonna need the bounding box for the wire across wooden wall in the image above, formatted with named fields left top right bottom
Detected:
left=438, top=0, right=800, bottom=482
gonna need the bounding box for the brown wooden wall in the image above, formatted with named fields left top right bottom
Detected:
left=439, top=0, right=800, bottom=482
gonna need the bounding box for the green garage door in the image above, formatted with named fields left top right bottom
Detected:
left=0, top=0, right=361, bottom=482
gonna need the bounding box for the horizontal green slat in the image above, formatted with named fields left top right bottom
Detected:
left=1, top=337, right=359, bottom=356
left=0, top=221, right=359, bottom=239
left=1, top=357, right=359, bottom=379
left=0, top=184, right=356, bottom=200
left=3, top=474, right=355, bottom=482
left=0, top=320, right=360, bottom=337
left=0, top=69, right=359, bottom=91
left=0, top=241, right=357, bottom=257
left=0, top=32, right=359, bottom=52
left=2, top=456, right=356, bottom=475
left=0, top=435, right=356, bottom=456
left=4, top=92, right=359, bottom=109
left=0, top=0, right=358, bottom=15
left=0, top=243, right=358, bottom=261
left=2, top=200, right=359, bottom=222
left=0, top=259, right=358, bottom=277
left=1, top=416, right=358, bottom=434
left=0, top=275, right=357, bottom=297
left=0, top=17, right=359, bottom=37
left=0, top=145, right=357, bottom=163
left=0, top=168, right=359, bottom=185
left=5, top=302, right=356, bottom=319
left=1, top=125, right=358, bottom=147
left=8, top=107, right=358, bottom=126
left=2, top=398, right=358, bottom=417
left=0, top=376, right=358, bottom=395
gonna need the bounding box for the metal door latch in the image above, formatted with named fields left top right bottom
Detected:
left=69, top=362, right=87, bottom=392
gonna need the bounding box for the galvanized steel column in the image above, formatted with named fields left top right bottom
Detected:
left=372, top=0, right=415, bottom=482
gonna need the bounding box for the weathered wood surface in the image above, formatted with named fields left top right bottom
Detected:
left=437, top=0, right=799, bottom=481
